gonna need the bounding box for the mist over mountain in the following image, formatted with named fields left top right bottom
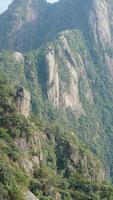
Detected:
left=1, top=0, right=113, bottom=200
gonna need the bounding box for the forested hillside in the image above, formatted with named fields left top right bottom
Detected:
left=1, top=0, right=113, bottom=199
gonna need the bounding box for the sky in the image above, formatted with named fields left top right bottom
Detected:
left=0, top=0, right=59, bottom=13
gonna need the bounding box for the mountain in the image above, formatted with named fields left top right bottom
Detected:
left=0, top=76, right=112, bottom=200
left=0, top=0, right=112, bottom=51
left=0, top=0, right=47, bottom=51
left=1, top=0, right=113, bottom=199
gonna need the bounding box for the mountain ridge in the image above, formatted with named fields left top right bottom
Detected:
left=0, top=0, right=92, bottom=51
left=1, top=0, right=113, bottom=199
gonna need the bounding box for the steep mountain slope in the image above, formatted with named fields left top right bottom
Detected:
left=1, top=76, right=112, bottom=200
left=1, top=27, right=113, bottom=181
left=1, top=0, right=113, bottom=52
left=0, top=0, right=97, bottom=51
left=1, top=0, right=113, bottom=199
left=0, top=0, right=47, bottom=51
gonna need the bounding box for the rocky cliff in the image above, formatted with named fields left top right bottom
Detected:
left=45, top=31, right=91, bottom=114
left=1, top=0, right=113, bottom=199
left=16, top=86, right=31, bottom=117
left=0, top=0, right=113, bottom=52
left=89, top=0, right=111, bottom=48
left=0, top=0, right=47, bottom=50
left=0, top=79, right=108, bottom=200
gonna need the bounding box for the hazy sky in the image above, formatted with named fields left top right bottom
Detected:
left=0, top=0, right=59, bottom=13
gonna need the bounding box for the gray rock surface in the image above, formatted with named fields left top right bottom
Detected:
left=89, top=0, right=111, bottom=48
left=16, top=87, right=31, bottom=117
left=25, top=191, right=39, bottom=200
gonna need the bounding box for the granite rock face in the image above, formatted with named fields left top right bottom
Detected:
left=16, top=87, right=31, bottom=117
left=89, top=0, right=111, bottom=48
left=12, top=52, right=24, bottom=64
left=45, top=30, right=94, bottom=115
left=1, top=1, right=113, bottom=199
left=0, top=0, right=112, bottom=52
left=46, top=34, right=83, bottom=113
left=46, top=46, right=60, bottom=108
left=25, top=191, right=39, bottom=200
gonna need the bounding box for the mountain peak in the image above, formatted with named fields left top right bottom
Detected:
left=7, top=0, right=47, bottom=22
left=0, top=0, right=112, bottom=51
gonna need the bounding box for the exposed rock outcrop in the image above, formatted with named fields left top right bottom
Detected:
left=16, top=87, right=31, bottom=117
left=46, top=31, right=94, bottom=114
left=8, top=0, right=47, bottom=26
left=46, top=34, right=83, bottom=114
left=12, top=52, right=24, bottom=64
left=58, top=34, right=83, bottom=111
left=15, top=130, right=43, bottom=175
left=68, top=142, right=105, bottom=181
left=46, top=46, right=60, bottom=108
left=25, top=191, right=39, bottom=200
left=89, top=0, right=111, bottom=48
left=0, top=0, right=112, bottom=52
left=0, top=0, right=47, bottom=51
